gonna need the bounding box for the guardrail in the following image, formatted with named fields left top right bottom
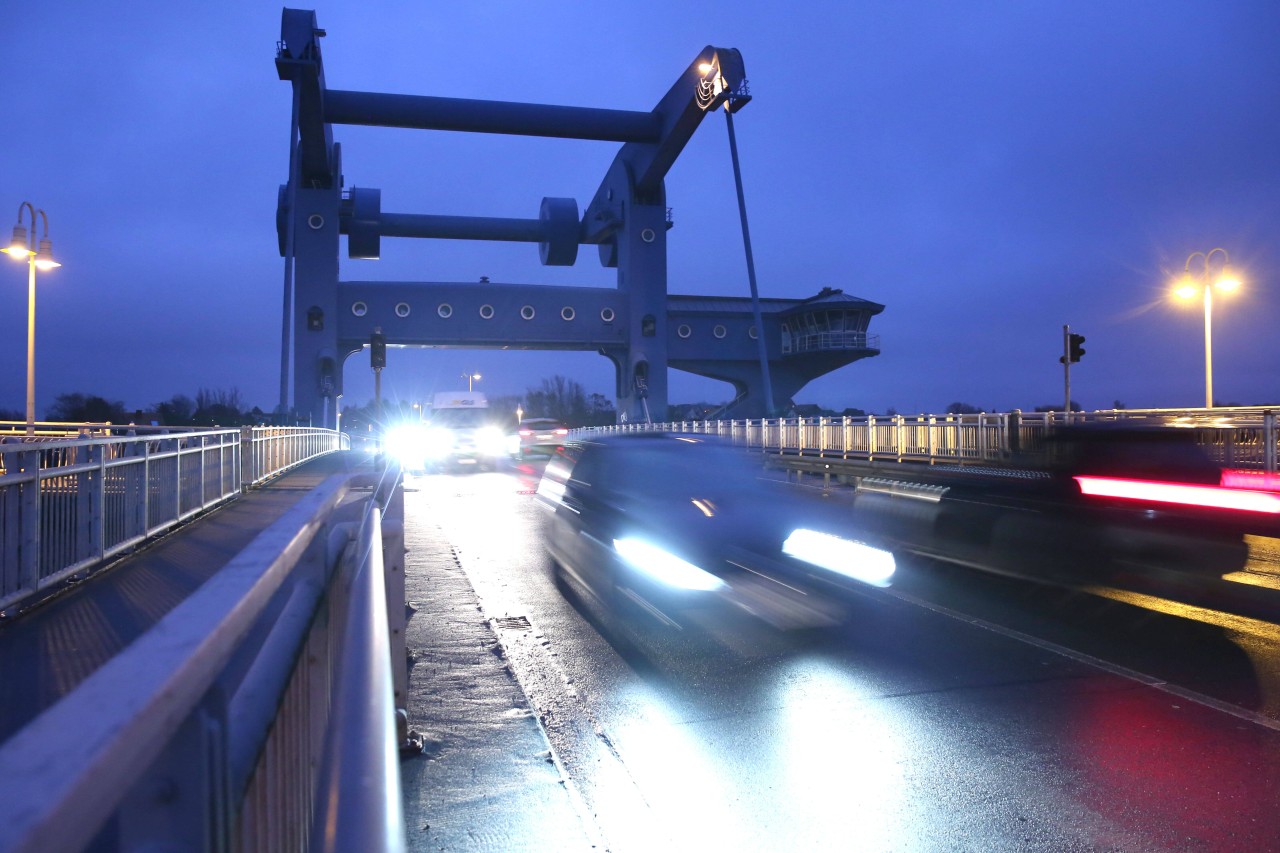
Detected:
left=592, top=406, right=1279, bottom=473
left=0, top=426, right=349, bottom=615
left=0, top=466, right=407, bottom=853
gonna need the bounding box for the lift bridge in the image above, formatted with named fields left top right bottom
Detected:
left=274, top=8, right=883, bottom=429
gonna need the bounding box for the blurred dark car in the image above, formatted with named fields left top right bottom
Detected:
left=852, top=424, right=1267, bottom=586
left=512, top=418, right=569, bottom=459
left=536, top=433, right=895, bottom=632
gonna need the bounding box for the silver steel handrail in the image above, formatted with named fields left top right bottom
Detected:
left=0, top=426, right=349, bottom=615
left=311, top=496, right=406, bottom=853
left=586, top=406, right=1279, bottom=473
left=0, top=467, right=406, bottom=853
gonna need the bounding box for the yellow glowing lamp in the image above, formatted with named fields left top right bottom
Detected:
left=3, top=224, right=30, bottom=259
left=1214, top=270, right=1241, bottom=291
left=698, top=62, right=716, bottom=75
left=33, top=238, right=60, bottom=271
left=1174, top=278, right=1199, bottom=300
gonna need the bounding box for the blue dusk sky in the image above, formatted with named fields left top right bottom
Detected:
left=2, top=2, right=1278, bottom=417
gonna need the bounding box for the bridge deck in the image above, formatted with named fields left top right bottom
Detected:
left=0, top=451, right=373, bottom=746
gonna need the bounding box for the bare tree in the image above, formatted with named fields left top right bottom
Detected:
left=195, top=387, right=245, bottom=412
left=525, top=376, right=590, bottom=425
left=194, top=387, right=248, bottom=426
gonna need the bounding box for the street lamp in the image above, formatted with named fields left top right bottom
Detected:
left=3, top=202, right=61, bottom=435
left=1173, top=248, right=1239, bottom=408
left=462, top=372, right=481, bottom=392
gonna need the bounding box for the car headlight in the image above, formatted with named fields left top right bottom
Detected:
left=477, top=426, right=507, bottom=457
left=613, top=537, right=724, bottom=591
left=782, top=528, right=895, bottom=587
left=423, top=427, right=454, bottom=459
left=384, top=424, right=428, bottom=465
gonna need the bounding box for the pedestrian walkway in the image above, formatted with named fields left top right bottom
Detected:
left=400, top=506, right=597, bottom=852
left=0, top=451, right=373, bottom=746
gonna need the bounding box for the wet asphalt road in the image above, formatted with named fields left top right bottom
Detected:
left=403, top=460, right=1280, bottom=852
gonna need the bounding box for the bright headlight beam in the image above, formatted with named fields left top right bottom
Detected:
left=783, top=529, right=895, bottom=587
left=613, top=538, right=724, bottom=591
left=384, top=424, right=428, bottom=465
left=423, top=427, right=454, bottom=459
left=477, top=426, right=507, bottom=456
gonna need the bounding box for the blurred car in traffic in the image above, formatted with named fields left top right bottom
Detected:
left=536, top=433, right=895, bottom=632
left=851, top=424, right=1270, bottom=587
left=509, top=418, right=569, bottom=459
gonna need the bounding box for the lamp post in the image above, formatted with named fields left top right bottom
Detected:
left=1174, top=248, right=1239, bottom=408
left=3, top=203, right=61, bottom=435
left=462, top=372, right=481, bottom=392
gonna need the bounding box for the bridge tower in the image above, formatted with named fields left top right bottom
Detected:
left=275, top=9, right=883, bottom=428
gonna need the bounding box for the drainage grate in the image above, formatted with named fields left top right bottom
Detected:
left=493, top=616, right=532, bottom=630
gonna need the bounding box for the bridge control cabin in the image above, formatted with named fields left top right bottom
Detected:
left=780, top=288, right=881, bottom=357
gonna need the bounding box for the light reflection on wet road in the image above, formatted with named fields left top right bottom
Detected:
left=404, top=462, right=1280, bottom=851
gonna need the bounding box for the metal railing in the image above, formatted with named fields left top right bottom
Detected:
left=0, top=466, right=406, bottom=853
left=590, top=406, right=1280, bottom=473
left=781, top=330, right=881, bottom=354
left=0, top=426, right=349, bottom=615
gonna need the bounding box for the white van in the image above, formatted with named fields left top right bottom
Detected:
left=423, top=392, right=504, bottom=470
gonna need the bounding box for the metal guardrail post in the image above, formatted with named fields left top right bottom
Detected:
left=240, top=427, right=254, bottom=491
left=19, top=449, right=39, bottom=595
left=88, top=443, right=104, bottom=565
left=1267, top=410, right=1277, bottom=474
left=170, top=437, right=182, bottom=526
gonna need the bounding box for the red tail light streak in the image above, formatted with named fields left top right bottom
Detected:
left=1075, top=476, right=1280, bottom=514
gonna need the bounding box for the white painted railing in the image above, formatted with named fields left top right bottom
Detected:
left=0, top=426, right=349, bottom=615
left=589, top=407, right=1279, bottom=472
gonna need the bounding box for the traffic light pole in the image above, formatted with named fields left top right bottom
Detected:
left=1061, top=324, right=1069, bottom=416
left=371, top=327, right=387, bottom=433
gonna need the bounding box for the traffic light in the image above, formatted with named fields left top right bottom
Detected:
left=1068, top=332, right=1086, bottom=363
left=370, top=330, right=386, bottom=370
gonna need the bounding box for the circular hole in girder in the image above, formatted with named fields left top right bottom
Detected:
left=395, top=302, right=411, bottom=318
left=351, top=302, right=368, bottom=317
left=561, top=306, right=576, bottom=321
left=600, top=307, right=616, bottom=323
left=520, top=305, right=536, bottom=320
left=748, top=326, right=758, bottom=340
left=713, top=324, right=727, bottom=339
left=641, top=228, right=656, bottom=243
left=438, top=303, right=453, bottom=319
left=677, top=324, right=692, bottom=339
left=307, top=214, right=324, bottom=230
left=479, top=304, right=494, bottom=319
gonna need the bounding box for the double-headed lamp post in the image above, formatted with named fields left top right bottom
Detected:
left=2, top=203, right=61, bottom=435
left=462, top=372, right=481, bottom=392
left=1174, top=248, right=1239, bottom=409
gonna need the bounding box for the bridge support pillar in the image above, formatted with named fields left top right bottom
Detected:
left=602, top=158, right=670, bottom=423
left=289, top=174, right=343, bottom=429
